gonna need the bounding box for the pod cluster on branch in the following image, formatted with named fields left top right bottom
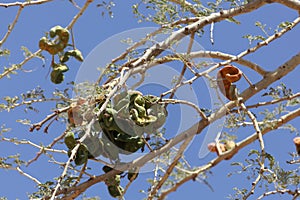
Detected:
left=64, top=91, right=167, bottom=197
left=38, top=25, right=84, bottom=84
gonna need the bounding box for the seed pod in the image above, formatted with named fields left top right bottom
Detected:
left=217, top=65, right=242, bottom=100
left=74, top=144, right=88, bottom=166
left=293, top=137, right=300, bottom=155
left=39, top=37, right=48, bottom=50
left=207, top=142, right=226, bottom=155
left=53, top=63, right=69, bottom=72
left=39, top=25, right=69, bottom=55
left=49, top=25, right=64, bottom=38
left=67, top=100, right=84, bottom=126
left=64, top=131, right=76, bottom=149
left=225, top=140, right=236, bottom=151
left=102, top=165, right=113, bottom=173
left=61, top=49, right=84, bottom=63
left=106, top=174, right=121, bottom=186
left=50, top=69, right=64, bottom=84
left=127, top=167, right=139, bottom=181
left=107, top=185, right=123, bottom=198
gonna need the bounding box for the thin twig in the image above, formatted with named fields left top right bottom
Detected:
left=0, top=165, right=41, bottom=184
left=169, top=32, right=195, bottom=100
left=169, top=0, right=199, bottom=16
left=161, top=98, right=207, bottom=120
left=27, top=129, right=69, bottom=166
left=239, top=99, right=265, bottom=200
left=66, top=0, right=94, bottom=30
left=29, top=106, right=70, bottom=132
left=1, top=137, right=67, bottom=154
left=148, top=136, right=193, bottom=199
left=0, top=6, right=23, bottom=47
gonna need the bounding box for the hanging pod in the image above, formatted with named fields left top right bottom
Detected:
left=217, top=65, right=242, bottom=100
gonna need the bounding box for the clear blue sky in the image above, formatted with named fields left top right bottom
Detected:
left=0, top=1, right=299, bottom=199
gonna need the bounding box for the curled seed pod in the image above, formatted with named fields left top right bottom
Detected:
left=74, top=144, right=88, bottom=166
left=39, top=37, right=48, bottom=50
left=64, top=131, right=76, bottom=149
left=50, top=69, right=64, bottom=84
left=39, top=25, right=69, bottom=55
left=217, top=65, right=242, bottom=100
left=108, top=185, right=123, bottom=198
left=293, top=137, right=300, bottom=155
left=49, top=25, right=63, bottom=38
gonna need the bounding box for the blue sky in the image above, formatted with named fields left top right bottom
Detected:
left=0, top=1, right=299, bottom=199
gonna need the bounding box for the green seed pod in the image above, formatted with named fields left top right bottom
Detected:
left=107, top=185, right=123, bottom=198
left=49, top=25, right=64, bottom=38
left=61, top=49, right=84, bottom=63
left=127, top=167, right=139, bottom=181
left=74, top=144, right=88, bottom=166
left=50, top=69, right=64, bottom=84
left=40, top=25, right=70, bottom=55
left=102, top=165, right=113, bottom=173
left=72, top=49, right=84, bottom=62
left=64, top=131, right=76, bottom=149
left=59, top=29, right=70, bottom=44
left=53, top=63, right=69, bottom=72
left=106, top=174, right=121, bottom=186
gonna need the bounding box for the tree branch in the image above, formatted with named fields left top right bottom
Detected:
left=53, top=49, right=300, bottom=200
left=159, top=107, right=300, bottom=199
left=271, top=0, right=300, bottom=11
left=0, top=0, right=53, bottom=7
left=0, top=6, right=23, bottom=47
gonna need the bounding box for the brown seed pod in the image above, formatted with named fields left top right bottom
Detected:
left=207, top=142, right=226, bottom=155
left=293, top=137, right=300, bottom=155
left=217, top=65, right=242, bottom=100
left=68, top=99, right=85, bottom=126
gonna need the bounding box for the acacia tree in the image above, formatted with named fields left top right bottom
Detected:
left=0, top=0, right=300, bottom=199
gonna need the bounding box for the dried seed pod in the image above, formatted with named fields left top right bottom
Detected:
left=293, top=137, right=300, bottom=155
left=207, top=142, right=226, bottom=155
left=67, top=100, right=85, bottom=126
left=217, top=65, right=242, bottom=100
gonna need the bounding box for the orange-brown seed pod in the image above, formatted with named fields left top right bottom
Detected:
left=207, top=142, right=226, bottom=156
left=293, top=137, right=300, bottom=155
left=67, top=99, right=85, bottom=126
left=217, top=65, right=242, bottom=100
